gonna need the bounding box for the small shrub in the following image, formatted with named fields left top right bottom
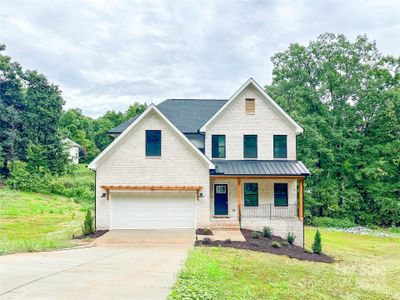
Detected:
left=311, top=217, right=355, bottom=228
left=281, top=241, right=289, bottom=247
left=224, top=238, right=232, bottom=244
left=196, top=228, right=213, bottom=235
left=202, top=237, right=212, bottom=244
left=251, top=231, right=262, bottom=239
left=286, top=232, right=296, bottom=245
left=262, top=226, right=273, bottom=238
left=271, top=241, right=281, bottom=248
left=312, top=230, right=322, bottom=254
left=82, top=210, right=94, bottom=236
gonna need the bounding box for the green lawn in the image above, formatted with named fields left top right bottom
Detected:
left=170, top=227, right=400, bottom=300
left=0, top=188, right=86, bottom=255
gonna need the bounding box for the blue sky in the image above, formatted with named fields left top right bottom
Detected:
left=1, top=0, right=399, bottom=117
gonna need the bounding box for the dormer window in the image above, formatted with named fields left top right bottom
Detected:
left=245, top=98, right=255, bottom=114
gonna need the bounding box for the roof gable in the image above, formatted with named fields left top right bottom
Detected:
left=199, top=78, right=303, bottom=134
left=88, top=104, right=215, bottom=170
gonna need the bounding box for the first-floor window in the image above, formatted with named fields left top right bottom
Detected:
left=274, top=183, right=288, bottom=206
left=146, top=130, right=161, bottom=156
left=244, top=183, right=258, bottom=206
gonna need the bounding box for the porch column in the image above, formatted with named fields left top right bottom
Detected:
left=237, top=178, right=241, bottom=221
left=299, top=178, right=304, bottom=221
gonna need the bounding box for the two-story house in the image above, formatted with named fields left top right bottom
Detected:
left=88, top=78, right=310, bottom=246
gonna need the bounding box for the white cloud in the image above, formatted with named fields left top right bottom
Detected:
left=1, top=0, right=399, bottom=117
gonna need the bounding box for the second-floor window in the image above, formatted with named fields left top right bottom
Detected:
left=146, top=130, right=161, bottom=156
left=212, top=135, right=226, bottom=158
left=274, top=135, right=287, bottom=158
left=244, top=135, right=257, bottom=158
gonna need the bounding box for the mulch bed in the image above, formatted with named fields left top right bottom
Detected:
left=195, top=229, right=333, bottom=263
left=73, top=230, right=108, bottom=240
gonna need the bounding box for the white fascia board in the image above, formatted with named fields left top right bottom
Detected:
left=88, top=104, right=214, bottom=170
left=200, top=78, right=303, bottom=134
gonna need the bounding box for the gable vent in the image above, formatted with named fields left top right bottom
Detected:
left=245, top=98, right=255, bottom=114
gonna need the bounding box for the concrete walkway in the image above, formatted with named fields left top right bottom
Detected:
left=0, top=230, right=194, bottom=300
left=95, top=229, right=195, bottom=245
left=197, top=229, right=246, bottom=242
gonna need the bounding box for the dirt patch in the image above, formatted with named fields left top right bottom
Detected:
left=73, top=230, right=108, bottom=240
left=196, top=229, right=333, bottom=263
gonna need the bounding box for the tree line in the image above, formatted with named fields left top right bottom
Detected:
left=0, top=43, right=146, bottom=176
left=1, top=33, right=399, bottom=226
left=266, top=33, right=399, bottom=226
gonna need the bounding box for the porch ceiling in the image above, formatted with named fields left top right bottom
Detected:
left=210, top=160, right=310, bottom=177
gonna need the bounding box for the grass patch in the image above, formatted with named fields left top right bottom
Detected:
left=0, top=188, right=86, bottom=255
left=170, top=227, right=400, bottom=299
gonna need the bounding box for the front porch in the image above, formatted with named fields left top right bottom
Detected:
left=210, top=176, right=304, bottom=224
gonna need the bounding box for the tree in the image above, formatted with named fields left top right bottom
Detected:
left=0, top=44, right=26, bottom=176
left=312, top=230, right=322, bottom=254
left=267, top=33, right=400, bottom=226
left=23, top=70, right=67, bottom=174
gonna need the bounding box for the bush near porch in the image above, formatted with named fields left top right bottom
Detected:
left=169, top=227, right=400, bottom=300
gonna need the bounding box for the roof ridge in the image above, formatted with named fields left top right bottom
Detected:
left=163, top=98, right=228, bottom=101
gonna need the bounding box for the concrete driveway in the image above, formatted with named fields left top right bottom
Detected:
left=0, top=230, right=194, bottom=300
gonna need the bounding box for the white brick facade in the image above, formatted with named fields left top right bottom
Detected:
left=91, top=79, right=305, bottom=247
left=95, top=111, right=211, bottom=229
left=204, top=86, right=297, bottom=160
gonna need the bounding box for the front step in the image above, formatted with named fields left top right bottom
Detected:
left=211, top=218, right=240, bottom=230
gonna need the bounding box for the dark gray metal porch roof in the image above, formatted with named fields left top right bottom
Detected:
left=211, top=160, right=310, bottom=176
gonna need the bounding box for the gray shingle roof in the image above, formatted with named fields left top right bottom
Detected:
left=108, top=99, right=227, bottom=134
left=211, top=160, right=310, bottom=176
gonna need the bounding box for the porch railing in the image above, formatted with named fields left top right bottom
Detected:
left=240, top=204, right=298, bottom=219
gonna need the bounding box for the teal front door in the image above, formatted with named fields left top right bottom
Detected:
left=214, top=184, right=228, bottom=215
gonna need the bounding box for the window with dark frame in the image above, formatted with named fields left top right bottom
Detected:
left=212, top=135, right=226, bottom=158
left=273, top=135, right=287, bottom=158
left=243, top=135, right=257, bottom=158
left=244, top=183, right=258, bottom=206
left=146, top=130, right=161, bottom=156
left=274, top=183, right=288, bottom=206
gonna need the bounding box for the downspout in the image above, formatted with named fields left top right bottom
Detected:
left=93, top=170, right=97, bottom=231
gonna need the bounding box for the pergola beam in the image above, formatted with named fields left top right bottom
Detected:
left=100, top=185, right=203, bottom=200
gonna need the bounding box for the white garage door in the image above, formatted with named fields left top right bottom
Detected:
left=110, top=192, right=196, bottom=229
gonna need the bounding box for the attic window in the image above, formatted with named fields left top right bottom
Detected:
left=245, top=98, right=255, bottom=114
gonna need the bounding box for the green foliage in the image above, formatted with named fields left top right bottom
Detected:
left=169, top=274, right=217, bottom=300
left=6, top=162, right=94, bottom=206
left=271, top=241, right=282, bottom=248
left=286, top=232, right=296, bottom=245
left=262, top=226, right=273, bottom=237
left=251, top=231, right=262, bottom=239
left=312, top=230, right=322, bottom=254
left=311, top=217, right=356, bottom=228
left=82, top=210, right=94, bottom=235
left=267, top=33, right=400, bottom=227
left=1, top=45, right=67, bottom=176
left=0, top=188, right=84, bottom=254
left=281, top=240, right=289, bottom=247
